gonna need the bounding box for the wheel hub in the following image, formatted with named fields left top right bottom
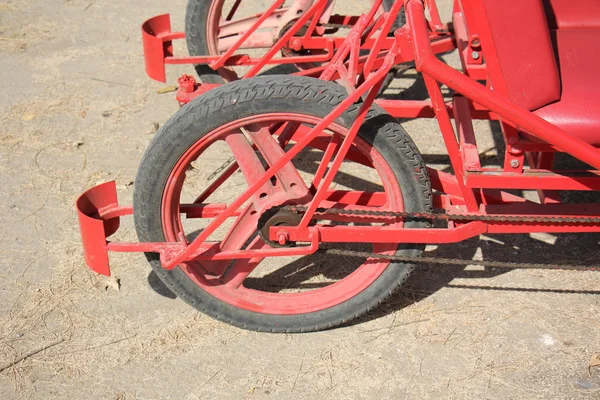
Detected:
left=258, top=207, right=302, bottom=247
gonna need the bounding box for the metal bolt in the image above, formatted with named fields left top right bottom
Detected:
left=291, top=38, right=302, bottom=51
left=510, top=159, right=520, bottom=168
left=177, top=74, right=197, bottom=93
left=277, top=232, right=289, bottom=245
left=508, top=143, right=523, bottom=155
left=471, top=51, right=480, bottom=60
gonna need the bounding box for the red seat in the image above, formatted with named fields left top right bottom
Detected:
left=533, top=29, right=600, bottom=146
left=543, top=0, right=600, bottom=29
left=472, top=0, right=561, bottom=111
left=468, top=0, right=600, bottom=146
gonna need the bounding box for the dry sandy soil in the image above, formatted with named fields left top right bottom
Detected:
left=1, top=0, right=599, bottom=398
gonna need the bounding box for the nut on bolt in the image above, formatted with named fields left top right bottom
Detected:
left=277, top=231, right=290, bottom=245
left=508, top=143, right=523, bottom=155
left=177, top=74, right=197, bottom=94
left=510, top=159, right=520, bottom=168
left=291, top=38, right=302, bottom=51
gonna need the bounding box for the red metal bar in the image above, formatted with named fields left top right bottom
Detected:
left=275, top=214, right=600, bottom=243
left=483, top=202, right=600, bottom=218
left=311, top=133, right=340, bottom=190
left=279, top=221, right=488, bottom=244
left=424, top=0, right=444, bottom=30
left=193, top=230, right=320, bottom=261
left=466, top=171, right=600, bottom=191
left=167, top=47, right=334, bottom=67
left=320, top=13, right=372, bottom=82
left=422, top=74, right=479, bottom=210
left=244, top=0, right=331, bottom=77
left=535, top=152, right=561, bottom=204
left=210, top=0, right=285, bottom=69
left=428, top=168, right=463, bottom=199
left=182, top=203, right=235, bottom=218
left=107, top=241, right=187, bottom=254
left=375, top=99, right=498, bottom=120
left=302, top=0, right=328, bottom=39
left=193, top=163, right=239, bottom=204
left=453, top=96, right=481, bottom=171
left=363, top=0, right=397, bottom=77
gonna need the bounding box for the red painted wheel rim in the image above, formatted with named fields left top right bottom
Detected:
left=161, top=113, right=405, bottom=315
left=206, top=0, right=224, bottom=56
left=205, top=0, right=236, bottom=82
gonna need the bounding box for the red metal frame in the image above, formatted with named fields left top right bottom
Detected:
left=78, top=0, right=600, bottom=277
left=141, top=0, right=453, bottom=83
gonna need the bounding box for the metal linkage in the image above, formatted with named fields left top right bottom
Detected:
left=259, top=205, right=600, bottom=272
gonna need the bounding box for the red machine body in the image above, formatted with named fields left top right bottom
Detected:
left=78, top=0, right=600, bottom=279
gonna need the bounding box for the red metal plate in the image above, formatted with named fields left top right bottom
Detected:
left=76, top=181, right=120, bottom=276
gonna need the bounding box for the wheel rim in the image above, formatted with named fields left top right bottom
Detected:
left=206, top=0, right=225, bottom=56
left=161, top=113, right=405, bottom=315
left=205, top=0, right=235, bottom=81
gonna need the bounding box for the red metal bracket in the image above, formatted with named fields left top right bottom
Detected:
left=76, top=181, right=121, bottom=276
left=76, top=182, right=187, bottom=276
left=175, top=75, right=220, bottom=105
left=141, top=14, right=184, bottom=83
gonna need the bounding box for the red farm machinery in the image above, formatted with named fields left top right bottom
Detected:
left=76, top=0, right=600, bottom=332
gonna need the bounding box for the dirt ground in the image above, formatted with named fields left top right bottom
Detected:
left=1, top=0, right=600, bottom=398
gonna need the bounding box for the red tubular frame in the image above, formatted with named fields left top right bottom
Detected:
left=406, top=0, right=600, bottom=170
left=78, top=0, right=600, bottom=276
left=140, top=0, right=454, bottom=83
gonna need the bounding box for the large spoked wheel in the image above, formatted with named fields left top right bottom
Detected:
left=133, top=76, right=430, bottom=332
left=185, top=0, right=405, bottom=84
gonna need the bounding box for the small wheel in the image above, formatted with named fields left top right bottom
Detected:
left=185, top=0, right=405, bottom=85
left=133, top=76, right=431, bottom=332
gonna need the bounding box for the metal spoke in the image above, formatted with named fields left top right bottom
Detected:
left=245, top=123, right=309, bottom=195
left=224, top=132, right=274, bottom=198
left=221, top=237, right=266, bottom=289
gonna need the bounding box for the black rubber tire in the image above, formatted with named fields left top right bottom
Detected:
left=133, top=76, right=432, bottom=332
left=184, top=0, right=405, bottom=85
left=185, top=0, right=225, bottom=84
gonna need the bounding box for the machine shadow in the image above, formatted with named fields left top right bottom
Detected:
left=147, top=270, right=177, bottom=299
left=349, top=229, right=600, bottom=327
